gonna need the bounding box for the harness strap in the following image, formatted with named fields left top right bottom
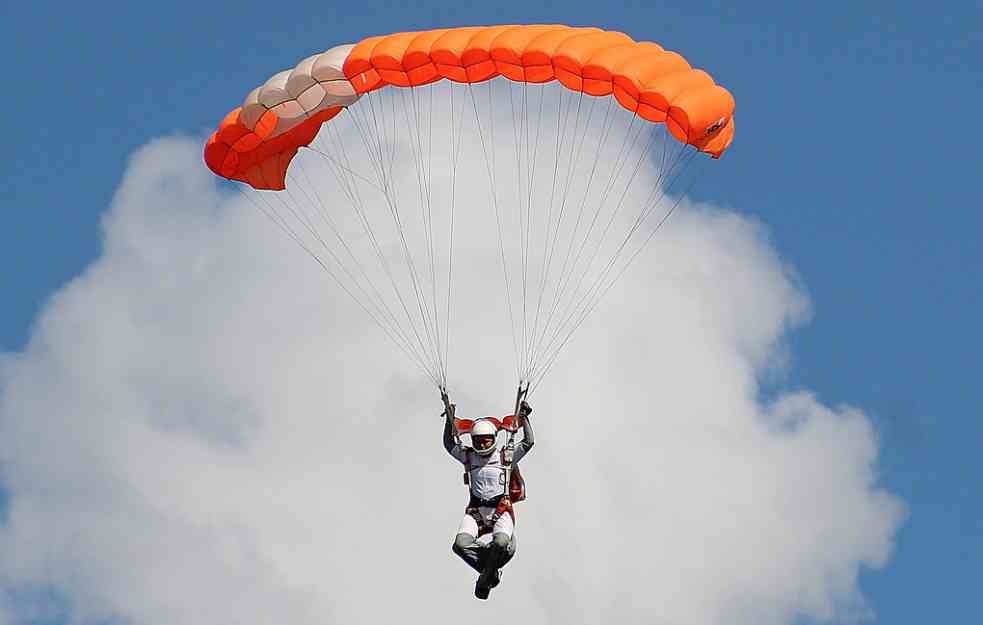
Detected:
left=501, top=382, right=528, bottom=506
left=461, top=383, right=529, bottom=538
left=465, top=495, right=515, bottom=537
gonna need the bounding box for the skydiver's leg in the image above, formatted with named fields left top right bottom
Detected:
left=453, top=533, right=485, bottom=573
left=475, top=532, right=511, bottom=597
left=481, top=532, right=514, bottom=574
left=491, top=532, right=516, bottom=568
left=489, top=513, right=516, bottom=569
left=452, top=515, right=485, bottom=573
left=475, top=514, right=516, bottom=596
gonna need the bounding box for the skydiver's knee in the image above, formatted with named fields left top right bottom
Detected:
left=491, top=532, right=511, bottom=551
left=453, top=533, right=476, bottom=554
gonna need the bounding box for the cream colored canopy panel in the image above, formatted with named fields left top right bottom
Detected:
left=239, top=44, right=361, bottom=138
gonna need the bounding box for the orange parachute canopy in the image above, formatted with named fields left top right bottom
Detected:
left=204, top=24, right=735, bottom=190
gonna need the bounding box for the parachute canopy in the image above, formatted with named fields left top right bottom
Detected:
left=202, top=25, right=735, bottom=392
left=205, top=25, right=734, bottom=191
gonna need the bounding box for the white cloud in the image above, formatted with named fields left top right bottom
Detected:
left=1, top=85, right=904, bottom=625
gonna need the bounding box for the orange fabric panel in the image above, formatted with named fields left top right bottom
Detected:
left=637, top=101, right=669, bottom=123
left=614, top=51, right=691, bottom=93
left=462, top=25, right=517, bottom=67
left=667, top=84, right=735, bottom=143
left=271, top=148, right=300, bottom=188
left=254, top=110, right=278, bottom=138
left=523, top=65, right=557, bottom=83
left=584, top=41, right=662, bottom=81
left=490, top=24, right=566, bottom=65
left=242, top=164, right=265, bottom=189
left=379, top=30, right=447, bottom=87
left=351, top=67, right=382, bottom=93
left=638, top=69, right=714, bottom=118
left=371, top=32, right=420, bottom=71
left=403, top=29, right=447, bottom=87
left=216, top=110, right=243, bottom=138
left=494, top=63, right=526, bottom=82
left=559, top=63, right=618, bottom=92
left=465, top=61, right=498, bottom=83
left=633, top=53, right=695, bottom=89
left=231, top=132, right=263, bottom=152
left=203, top=134, right=230, bottom=174
left=552, top=31, right=634, bottom=78
left=582, top=41, right=663, bottom=95
left=434, top=63, right=468, bottom=83
left=522, top=27, right=597, bottom=70
left=551, top=31, right=634, bottom=93
left=344, top=35, right=386, bottom=76
left=612, top=50, right=690, bottom=113
left=259, top=149, right=286, bottom=189
left=490, top=25, right=567, bottom=81
left=209, top=109, right=248, bottom=177
left=430, top=27, right=485, bottom=67
left=614, top=49, right=690, bottom=82
left=204, top=107, right=341, bottom=190
left=582, top=77, right=614, bottom=96
left=217, top=116, right=250, bottom=146
left=376, top=68, right=412, bottom=87
left=554, top=66, right=584, bottom=92
left=373, top=31, right=447, bottom=87
left=432, top=27, right=485, bottom=82
left=612, top=82, right=638, bottom=114
left=404, top=29, right=449, bottom=70
left=344, top=35, right=387, bottom=93
left=221, top=150, right=240, bottom=178
left=699, top=118, right=734, bottom=157
left=458, top=25, right=514, bottom=83
left=666, top=114, right=688, bottom=143
left=406, top=64, right=441, bottom=86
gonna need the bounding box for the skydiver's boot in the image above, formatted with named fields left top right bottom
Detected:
left=474, top=533, right=510, bottom=599
left=474, top=569, right=500, bottom=599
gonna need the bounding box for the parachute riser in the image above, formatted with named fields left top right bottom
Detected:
left=440, top=385, right=462, bottom=447
left=503, top=381, right=529, bottom=502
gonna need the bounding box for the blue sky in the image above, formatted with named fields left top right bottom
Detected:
left=2, top=1, right=981, bottom=623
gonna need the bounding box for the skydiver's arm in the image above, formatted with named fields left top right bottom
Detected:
left=443, top=411, right=458, bottom=455
left=513, top=405, right=535, bottom=463
left=521, top=413, right=535, bottom=450
left=517, top=413, right=535, bottom=454
left=441, top=394, right=466, bottom=462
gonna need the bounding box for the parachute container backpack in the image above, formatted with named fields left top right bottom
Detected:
left=204, top=25, right=735, bottom=394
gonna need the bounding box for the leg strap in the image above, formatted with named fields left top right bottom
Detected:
left=465, top=496, right=515, bottom=538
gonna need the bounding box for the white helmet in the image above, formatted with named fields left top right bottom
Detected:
left=470, top=419, right=498, bottom=456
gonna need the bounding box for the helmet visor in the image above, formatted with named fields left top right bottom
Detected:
left=472, top=434, right=495, bottom=451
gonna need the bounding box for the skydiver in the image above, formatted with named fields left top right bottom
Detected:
left=441, top=392, right=535, bottom=600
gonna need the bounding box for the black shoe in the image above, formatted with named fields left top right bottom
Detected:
left=474, top=582, right=490, bottom=600
left=475, top=567, right=501, bottom=600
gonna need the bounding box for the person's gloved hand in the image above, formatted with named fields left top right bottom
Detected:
left=441, top=391, right=456, bottom=418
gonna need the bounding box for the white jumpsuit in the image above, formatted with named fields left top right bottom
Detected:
left=443, top=413, right=535, bottom=580
left=447, top=440, right=531, bottom=538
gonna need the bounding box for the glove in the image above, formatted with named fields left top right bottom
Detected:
left=519, top=400, right=532, bottom=417
left=441, top=391, right=456, bottom=419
